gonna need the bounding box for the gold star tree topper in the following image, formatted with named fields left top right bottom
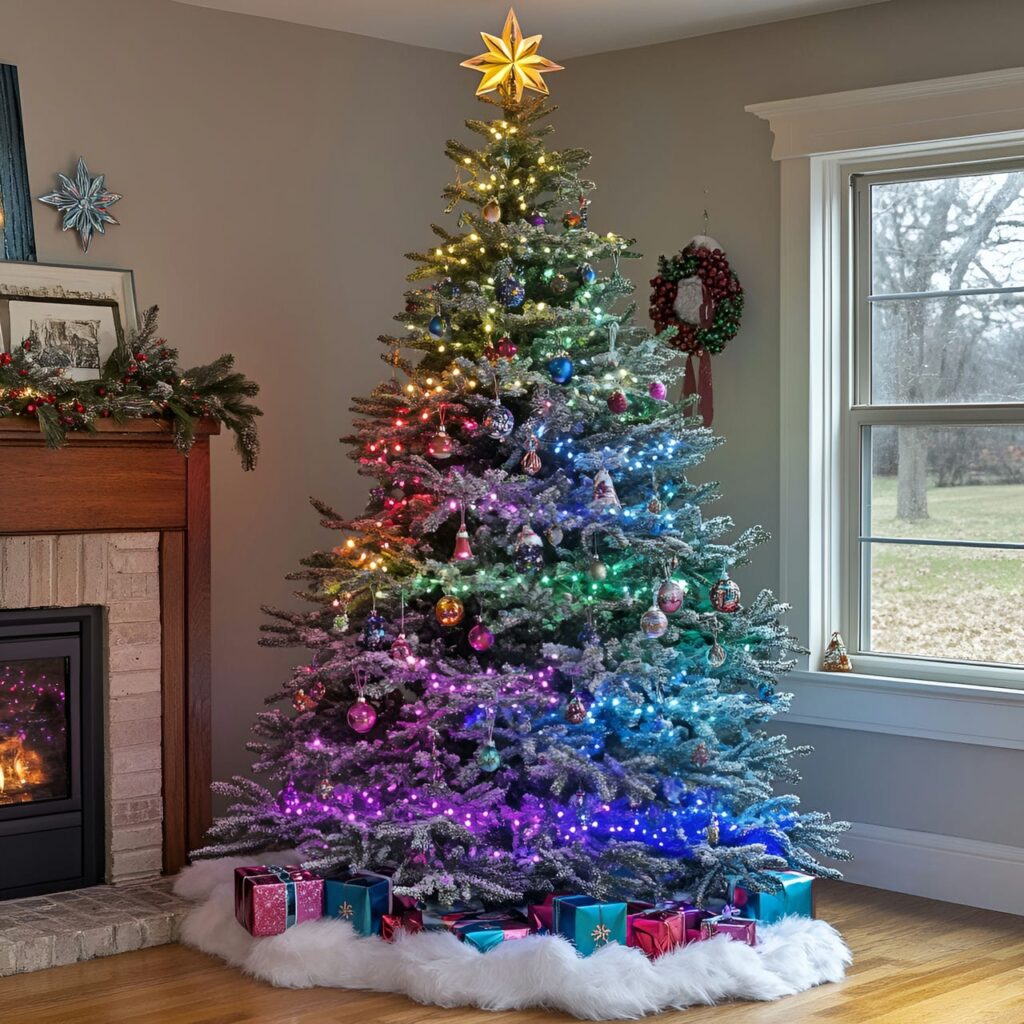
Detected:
left=460, top=9, right=564, bottom=103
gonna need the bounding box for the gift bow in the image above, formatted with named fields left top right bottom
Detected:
left=720, top=904, right=740, bottom=920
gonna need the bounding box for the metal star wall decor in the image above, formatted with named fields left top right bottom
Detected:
left=38, top=156, right=122, bottom=253
left=460, top=8, right=563, bottom=103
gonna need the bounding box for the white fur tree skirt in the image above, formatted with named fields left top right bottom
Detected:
left=175, top=856, right=851, bottom=1020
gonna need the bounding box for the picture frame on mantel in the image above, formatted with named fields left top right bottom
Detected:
left=0, top=262, right=138, bottom=375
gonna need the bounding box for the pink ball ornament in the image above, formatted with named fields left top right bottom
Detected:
left=648, top=380, right=668, bottom=401
left=657, top=579, right=686, bottom=614
left=347, top=697, right=377, bottom=733
left=468, top=621, right=495, bottom=651
left=496, top=336, right=518, bottom=359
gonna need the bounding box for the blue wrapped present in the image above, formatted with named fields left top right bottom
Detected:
left=728, top=870, right=815, bottom=923
left=324, top=871, right=392, bottom=936
left=552, top=895, right=627, bottom=955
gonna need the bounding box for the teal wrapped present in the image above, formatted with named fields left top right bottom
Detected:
left=552, top=895, right=627, bottom=955
left=729, top=871, right=815, bottom=923
left=324, top=871, right=392, bottom=936
left=453, top=912, right=531, bottom=952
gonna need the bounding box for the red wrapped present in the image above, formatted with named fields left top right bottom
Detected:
left=527, top=891, right=573, bottom=934
left=234, top=864, right=323, bottom=937
left=631, top=909, right=685, bottom=959
left=624, top=901, right=656, bottom=947
left=381, top=895, right=423, bottom=941
left=657, top=900, right=712, bottom=945
left=699, top=906, right=757, bottom=947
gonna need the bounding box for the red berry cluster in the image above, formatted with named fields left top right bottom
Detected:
left=649, top=244, right=744, bottom=356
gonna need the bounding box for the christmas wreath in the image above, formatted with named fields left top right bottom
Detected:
left=0, top=305, right=261, bottom=469
left=649, top=236, right=743, bottom=425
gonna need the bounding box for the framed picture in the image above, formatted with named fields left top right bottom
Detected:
left=0, top=262, right=137, bottom=382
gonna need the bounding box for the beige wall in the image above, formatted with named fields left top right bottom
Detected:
left=556, top=0, right=1024, bottom=849
left=0, top=0, right=476, bottom=799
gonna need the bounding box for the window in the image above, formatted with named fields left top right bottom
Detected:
left=847, top=163, right=1024, bottom=671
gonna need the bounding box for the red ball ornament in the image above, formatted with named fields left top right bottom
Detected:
left=607, top=390, right=629, bottom=414
left=496, top=337, right=518, bottom=359
left=0, top=353, right=11, bottom=366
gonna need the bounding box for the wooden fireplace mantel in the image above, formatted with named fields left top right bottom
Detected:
left=0, top=416, right=218, bottom=873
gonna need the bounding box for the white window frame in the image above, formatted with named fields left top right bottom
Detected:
left=747, top=69, right=1024, bottom=746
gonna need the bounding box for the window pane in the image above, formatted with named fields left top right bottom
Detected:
left=865, top=542, right=1024, bottom=665
left=868, top=424, right=1024, bottom=543
left=869, top=168, right=1024, bottom=405
left=870, top=292, right=1024, bottom=403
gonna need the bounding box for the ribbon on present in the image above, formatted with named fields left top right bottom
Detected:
left=381, top=896, right=423, bottom=942
left=552, top=896, right=627, bottom=955
left=700, top=911, right=757, bottom=947
left=234, top=864, right=322, bottom=936
left=266, top=865, right=298, bottom=928
left=324, top=870, right=393, bottom=936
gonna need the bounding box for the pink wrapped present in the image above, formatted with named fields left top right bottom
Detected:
left=631, top=909, right=685, bottom=959
left=234, top=864, right=323, bottom=936
left=699, top=906, right=757, bottom=947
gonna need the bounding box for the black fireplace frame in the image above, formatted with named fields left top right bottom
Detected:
left=0, top=607, right=104, bottom=899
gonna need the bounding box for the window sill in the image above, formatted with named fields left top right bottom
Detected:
left=778, top=667, right=1024, bottom=750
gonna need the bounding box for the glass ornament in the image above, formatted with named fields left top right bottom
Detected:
left=347, top=697, right=377, bottom=734
left=657, top=579, right=686, bottom=614
left=707, top=642, right=726, bottom=668
left=563, top=210, right=583, bottom=229
left=451, top=523, right=474, bottom=561
left=640, top=605, right=669, bottom=639
left=529, top=210, right=547, bottom=227
left=277, top=780, right=300, bottom=813
left=550, top=272, right=570, bottom=294
left=706, top=814, right=720, bottom=846
left=521, top=436, right=542, bottom=476
left=435, top=595, right=465, bottom=627
left=495, top=274, right=525, bottom=308
left=496, top=336, right=518, bottom=359
left=592, top=467, right=621, bottom=507
left=607, top=389, right=629, bottom=414
left=308, top=679, right=326, bottom=702
left=647, top=495, right=663, bottom=514
left=482, top=401, right=515, bottom=439
left=360, top=611, right=388, bottom=650
left=546, top=524, right=564, bottom=547
left=514, top=524, right=545, bottom=572
left=390, top=633, right=414, bottom=663
left=317, top=777, right=335, bottom=801
left=578, top=262, right=597, bottom=285
left=547, top=354, right=574, bottom=384
left=578, top=622, right=601, bottom=647
left=710, top=576, right=741, bottom=613
left=565, top=693, right=587, bottom=724
left=476, top=741, right=502, bottom=773
left=427, top=424, right=454, bottom=459
left=333, top=612, right=350, bottom=632
left=587, top=557, right=608, bottom=581
left=468, top=620, right=495, bottom=651
left=291, top=688, right=316, bottom=713
left=822, top=630, right=853, bottom=672
left=427, top=314, right=446, bottom=339
left=648, top=380, right=668, bottom=401
left=482, top=198, right=501, bottom=223
left=692, top=741, right=710, bottom=766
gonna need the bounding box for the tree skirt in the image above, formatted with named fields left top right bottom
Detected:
left=174, top=856, right=851, bottom=1021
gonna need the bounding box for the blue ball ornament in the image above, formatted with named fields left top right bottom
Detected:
left=547, top=354, right=574, bottom=384
left=578, top=262, right=597, bottom=285
left=495, top=274, right=525, bottom=309
left=360, top=611, right=388, bottom=651
left=428, top=315, right=446, bottom=339
left=476, top=741, right=501, bottom=773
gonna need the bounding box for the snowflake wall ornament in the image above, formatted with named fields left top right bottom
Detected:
left=38, top=156, right=122, bottom=253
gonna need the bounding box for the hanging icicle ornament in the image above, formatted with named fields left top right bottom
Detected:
left=435, top=594, right=465, bottom=627
left=592, top=467, right=621, bottom=507
left=514, top=523, right=545, bottom=572
left=607, top=389, right=629, bottom=414
left=520, top=434, right=542, bottom=476
left=451, top=506, right=474, bottom=561
left=476, top=711, right=501, bottom=772
left=390, top=591, right=415, bottom=664
left=565, top=692, right=587, bottom=724
left=347, top=669, right=377, bottom=734
left=707, top=638, right=727, bottom=668
left=657, top=578, right=686, bottom=614
left=482, top=198, right=501, bottom=223
left=822, top=631, right=853, bottom=672
left=547, top=353, right=574, bottom=384
left=710, top=575, right=742, bottom=613
left=317, top=778, right=335, bottom=801
left=427, top=406, right=454, bottom=460
left=578, top=608, right=601, bottom=647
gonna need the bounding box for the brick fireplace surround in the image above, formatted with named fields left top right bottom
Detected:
left=0, top=418, right=217, bottom=973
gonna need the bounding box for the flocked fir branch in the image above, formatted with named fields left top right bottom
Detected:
left=198, top=85, right=850, bottom=910
left=0, top=304, right=261, bottom=470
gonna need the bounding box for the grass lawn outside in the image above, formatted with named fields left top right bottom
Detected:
left=866, top=477, right=1024, bottom=666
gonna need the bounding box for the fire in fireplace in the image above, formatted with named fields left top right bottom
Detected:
left=0, top=608, right=103, bottom=900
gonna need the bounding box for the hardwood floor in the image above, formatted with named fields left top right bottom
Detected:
left=1, top=880, right=1022, bottom=1023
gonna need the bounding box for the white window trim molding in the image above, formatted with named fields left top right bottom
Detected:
left=746, top=68, right=1024, bottom=749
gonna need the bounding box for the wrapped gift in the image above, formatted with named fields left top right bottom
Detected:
left=729, top=871, right=815, bottom=923
left=624, top=901, right=656, bottom=946
left=527, top=891, right=573, bottom=934
left=234, top=864, right=323, bottom=937
left=656, top=900, right=712, bottom=944
left=552, top=895, right=628, bottom=955
left=631, top=909, right=685, bottom=959
left=453, top=911, right=531, bottom=952
left=699, top=906, right=757, bottom=947
left=324, top=870, right=392, bottom=936
left=381, top=895, right=423, bottom=941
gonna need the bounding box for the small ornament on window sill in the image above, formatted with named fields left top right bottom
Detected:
left=822, top=631, right=853, bottom=673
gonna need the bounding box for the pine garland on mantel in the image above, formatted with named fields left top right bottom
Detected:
left=0, top=305, right=261, bottom=469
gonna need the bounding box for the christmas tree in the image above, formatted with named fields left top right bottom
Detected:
left=201, top=9, right=849, bottom=907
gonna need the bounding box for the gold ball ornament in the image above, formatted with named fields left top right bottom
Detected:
left=587, top=557, right=608, bottom=581
left=435, top=595, right=465, bottom=628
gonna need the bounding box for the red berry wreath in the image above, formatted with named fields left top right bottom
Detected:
left=649, top=236, right=743, bottom=425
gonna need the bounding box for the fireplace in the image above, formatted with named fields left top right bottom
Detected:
left=0, top=607, right=104, bottom=899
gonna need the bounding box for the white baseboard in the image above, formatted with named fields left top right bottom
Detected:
left=840, top=822, right=1024, bottom=916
